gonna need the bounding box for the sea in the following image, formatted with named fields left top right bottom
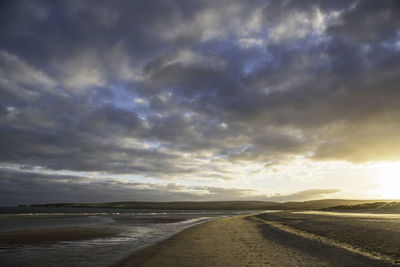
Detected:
left=0, top=207, right=261, bottom=266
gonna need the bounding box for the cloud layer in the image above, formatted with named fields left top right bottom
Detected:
left=0, top=168, right=340, bottom=205
left=0, top=0, right=399, bottom=204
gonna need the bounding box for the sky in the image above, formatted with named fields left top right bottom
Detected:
left=1, top=0, right=400, bottom=206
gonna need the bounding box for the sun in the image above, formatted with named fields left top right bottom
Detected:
left=377, top=162, right=400, bottom=199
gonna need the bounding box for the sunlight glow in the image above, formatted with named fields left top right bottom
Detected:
left=377, top=162, right=400, bottom=199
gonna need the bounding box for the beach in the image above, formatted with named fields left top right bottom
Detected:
left=1, top=209, right=399, bottom=266
left=114, top=213, right=397, bottom=267
left=0, top=208, right=256, bottom=266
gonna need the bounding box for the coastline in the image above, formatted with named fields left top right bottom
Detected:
left=111, top=214, right=393, bottom=267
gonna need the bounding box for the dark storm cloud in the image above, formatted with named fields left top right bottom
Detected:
left=0, top=0, right=400, bottom=203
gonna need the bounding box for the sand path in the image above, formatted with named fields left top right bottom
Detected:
left=113, top=216, right=392, bottom=266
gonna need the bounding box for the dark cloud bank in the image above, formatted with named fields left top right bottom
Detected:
left=0, top=0, right=399, bottom=204
left=0, top=168, right=339, bottom=206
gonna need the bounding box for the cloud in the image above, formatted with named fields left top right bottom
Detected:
left=0, top=51, right=55, bottom=87
left=0, top=0, right=399, bottom=202
left=0, top=168, right=341, bottom=205
left=327, top=0, right=400, bottom=42
left=0, top=169, right=257, bottom=206
left=267, top=6, right=327, bottom=43
left=266, top=189, right=340, bottom=202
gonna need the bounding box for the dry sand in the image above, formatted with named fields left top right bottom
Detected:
left=112, top=215, right=392, bottom=267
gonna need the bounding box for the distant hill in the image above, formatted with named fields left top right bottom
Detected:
left=281, top=199, right=399, bottom=210
left=31, top=201, right=277, bottom=210
left=29, top=199, right=392, bottom=210
left=323, top=201, right=400, bottom=212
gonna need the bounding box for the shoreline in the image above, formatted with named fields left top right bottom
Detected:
left=111, top=215, right=392, bottom=267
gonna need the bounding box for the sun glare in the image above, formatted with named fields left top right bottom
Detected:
left=377, top=162, right=400, bottom=199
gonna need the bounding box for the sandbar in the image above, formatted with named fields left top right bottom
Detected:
left=112, top=215, right=392, bottom=266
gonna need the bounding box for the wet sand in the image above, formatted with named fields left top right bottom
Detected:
left=113, top=214, right=394, bottom=267
left=0, top=226, right=121, bottom=245
left=0, top=217, right=188, bottom=246
left=257, top=211, right=400, bottom=264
